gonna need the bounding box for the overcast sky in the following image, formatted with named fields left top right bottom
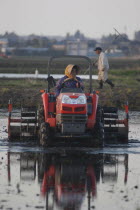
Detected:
left=0, top=0, right=140, bottom=39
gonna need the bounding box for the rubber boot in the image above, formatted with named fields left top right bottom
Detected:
left=106, top=79, right=115, bottom=88
left=98, top=80, right=103, bottom=89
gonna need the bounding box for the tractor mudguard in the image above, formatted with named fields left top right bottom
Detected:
left=87, top=93, right=99, bottom=129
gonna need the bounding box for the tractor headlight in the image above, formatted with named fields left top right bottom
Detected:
left=76, top=96, right=86, bottom=104
left=62, top=95, right=86, bottom=104
left=62, top=95, right=72, bottom=104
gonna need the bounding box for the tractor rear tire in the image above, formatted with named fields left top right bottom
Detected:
left=38, top=104, right=45, bottom=141
left=39, top=122, right=51, bottom=146
left=38, top=104, right=44, bottom=127
left=92, top=106, right=105, bottom=147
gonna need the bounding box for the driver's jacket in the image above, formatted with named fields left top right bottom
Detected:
left=55, top=76, right=84, bottom=96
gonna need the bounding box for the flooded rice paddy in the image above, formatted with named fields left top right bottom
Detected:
left=0, top=111, right=140, bottom=210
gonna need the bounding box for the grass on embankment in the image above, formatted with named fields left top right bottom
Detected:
left=0, top=56, right=140, bottom=110
left=0, top=68, right=140, bottom=110
left=0, top=56, right=140, bottom=74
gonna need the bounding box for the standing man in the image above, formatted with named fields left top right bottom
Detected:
left=94, top=47, right=115, bottom=89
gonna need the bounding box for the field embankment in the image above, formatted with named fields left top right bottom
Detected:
left=0, top=56, right=140, bottom=110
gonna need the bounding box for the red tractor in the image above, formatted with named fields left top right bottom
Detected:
left=8, top=56, right=129, bottom=146
left=37, top=56, right=128, bottom=146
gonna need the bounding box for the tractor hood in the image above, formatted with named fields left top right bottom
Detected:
left=56, top=92, right=87, bottom=115
left=58, top=92, right=86, bottom=104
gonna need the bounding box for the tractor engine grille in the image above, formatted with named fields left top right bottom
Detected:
left=57, top=114, right=87, bottom=124
left=56, top=114, right=87, bottom=134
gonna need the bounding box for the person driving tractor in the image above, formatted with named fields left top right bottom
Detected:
left=55, top=64, right=84, bottom=96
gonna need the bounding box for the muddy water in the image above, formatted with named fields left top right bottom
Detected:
left=0, top=111, right=140, bottom=210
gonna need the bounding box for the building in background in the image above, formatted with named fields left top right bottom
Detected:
left=66, top=30, right=88, bottom=56
left=0, top=38, right=8, bottom=53
left=1, top=30, right=140, bottom=57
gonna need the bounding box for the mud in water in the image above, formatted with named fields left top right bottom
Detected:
left=0, top=111, right=140, bottom=210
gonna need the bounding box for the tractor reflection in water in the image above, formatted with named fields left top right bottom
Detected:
left=38, top=153, right=128, bottom=210
left=39, top=154, right=99, bottom=210
left=20, top=153, right=37, bottom=181
left=5, top=152, right=129, bottom=209
left=7, top=153, right=37, bottom=183
left=102, top=154, right=128, bottom=184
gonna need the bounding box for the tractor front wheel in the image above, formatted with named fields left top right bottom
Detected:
left=39, top=122, right=51, bottom=146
